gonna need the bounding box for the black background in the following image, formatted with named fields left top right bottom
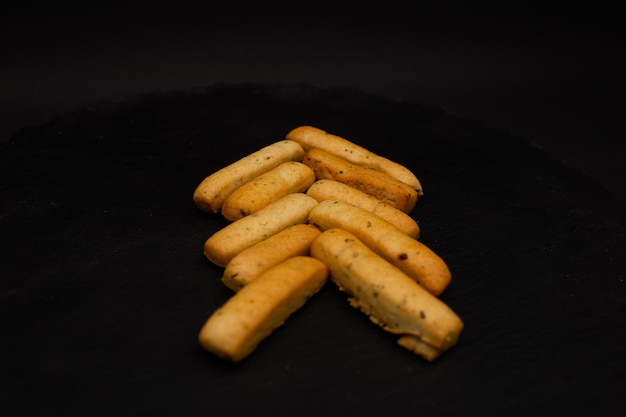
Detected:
left=2, top=2, right=625, bottom=201
left=2, top=3, right=625, bottom=416
left=3, top=80, right=624, bottom=416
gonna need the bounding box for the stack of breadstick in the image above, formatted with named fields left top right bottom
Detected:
left=193, top=125, right=463, bottom=363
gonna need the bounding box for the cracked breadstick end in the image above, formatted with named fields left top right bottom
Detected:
left=310, top=228, right=463, bottom=361
left=198, top=256, right=328, bottom=362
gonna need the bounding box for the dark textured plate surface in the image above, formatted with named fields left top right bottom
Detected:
left=1, top=83, right=625, bottom=416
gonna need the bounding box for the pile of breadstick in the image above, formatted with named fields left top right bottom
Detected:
left=193, top=126, right=463, bottom=363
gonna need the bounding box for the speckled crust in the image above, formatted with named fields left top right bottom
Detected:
left=203, top=193, right=319, bottom=267
left=306, top=179, right=420, bottom=239
left=310, top=228, right=463, bottom=361
left=286, top=125, right=423, bottom=194
left=303, top=148, right=418, bottom=214
left=308, top=200, right=451, bottom=296
left=198, top=256, right=328, bottom=362
left=192, top=140, right=305, bottom=213
left=221, top=161, right=316, bottom=222
left=221, top=223, right=322, bottom=291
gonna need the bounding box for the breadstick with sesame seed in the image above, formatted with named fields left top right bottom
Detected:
left=308, top=199, right=451, bottom=296
left=302, top=148, right=418, bottom=214
left=203, top=193, right=319, bottom=267
left=193, top=140, right=305, bottom=213
left=310, top=228, right=462, bottom=361
left=221, top=223, right=321, bottom=291
left=198, top=256, right=328, bottom=362
left=221, top=161, right=315, bottom=222
left=286, top=125, right=423, bottom=194
left=306, top=179, right=420, bottom=239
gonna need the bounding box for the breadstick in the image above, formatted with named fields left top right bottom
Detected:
left=306, top=179, right=420, bottom=239
left=204, top=193, right=319, bottom=267
left=310, top=228, right=462, bottom=361
left=308, top=199, right=451, bottom=296
left=193, top=139, right=305, bottom=213
left=286, top=125, right=423, bottom=194
left=222, top=224, right=322, bottom=291
left=303, top=148, right=418, bottom=214
left=199, top=256, right=328, bottom=362
left=221, top=161, right=316, bottom=222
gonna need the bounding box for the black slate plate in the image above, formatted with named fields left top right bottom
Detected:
left=1, top=83, right=625, bottom=416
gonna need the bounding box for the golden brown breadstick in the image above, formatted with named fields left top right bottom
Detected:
left=193, top=140, right=305, bottom=213
left=286, top=125, right=423, bottom=194
left=204, top=193, right=319, bottom=267
left=222, top=223, right=322, bottom=291
left=198, top=256, right=328, bottom=362
left=310, top=228, right=462, bottom=361
left=308, top=199, right=451, bottom=296
left=303, top=148, right=418, bottom=214
left=221, top=161, right=316, bottom=222
left=306, top=179, right=420, bottom=239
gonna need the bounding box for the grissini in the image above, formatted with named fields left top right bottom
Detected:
left=308, top=199, right=451, bottom=296
left=310, top=228, right=462, bottom=361
left=303, top=148, right=418, bottom=214
left=199, top=256, right=328, bottom=362
left=193, top=139, right=305, bottom=213
left=221, top=161, right=316, bottom=222
left=286, top=125, right=423, bottom=194
left=204, top=193, right=319, bottom=267
left=306, top=179, right=420, bottom=239
left=222, top=223, right=322, bottom=291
